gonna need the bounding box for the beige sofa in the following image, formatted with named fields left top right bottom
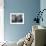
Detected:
left=32, top=25, right=46, bottom=46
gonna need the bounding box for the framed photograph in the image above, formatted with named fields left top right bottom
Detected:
left=10, top=13, right=24, bottom=24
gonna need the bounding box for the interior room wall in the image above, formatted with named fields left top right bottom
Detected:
left=40, top=0, right=46, bottom=27
left=40, top=0, right=46, bottom=45
left=0, top=0, right=4, bottom=42
left=4, top=0, right=40, bottom=42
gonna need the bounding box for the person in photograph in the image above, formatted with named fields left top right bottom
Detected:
left=17, top=15, right=23, bottom=22
left=12, top=15, right=17, bottom=22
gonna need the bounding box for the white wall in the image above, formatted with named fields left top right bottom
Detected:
left=0, top=0, right=4, bottom=42
left=40, top=0, right=46, bottom=27
left=40, top=0, right=46, bottom=45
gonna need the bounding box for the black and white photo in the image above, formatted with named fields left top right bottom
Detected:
left=10, top=13, right=24, bottom=24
